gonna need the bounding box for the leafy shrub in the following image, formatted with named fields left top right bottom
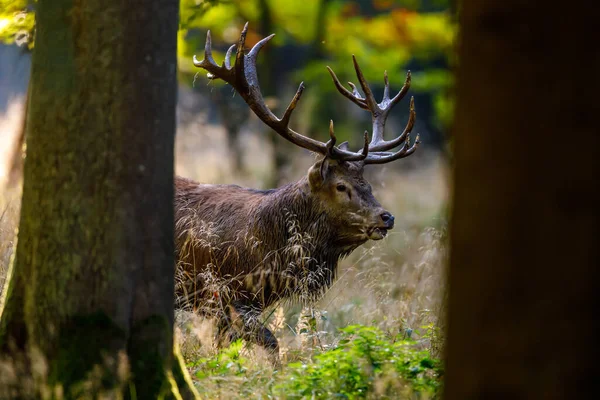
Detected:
left=274, top=325, right=443, bottom=399
left=190, top=339, right=248, bottom=380
left=187, top=324, right=443, bottom=399
left=187, top=339, right=278, bottom=398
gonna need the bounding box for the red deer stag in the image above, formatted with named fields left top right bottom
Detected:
left=175, top=23, right=419, bottom=363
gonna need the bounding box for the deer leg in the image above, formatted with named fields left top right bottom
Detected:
left=254, top=325, right=281, bottom=369
left=231, top=302, right=281, bottom=368
left=214, top=306, right=242, bottom=349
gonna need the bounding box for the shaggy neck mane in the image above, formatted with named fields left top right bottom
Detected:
left=250, top=177, right=359, bottom=280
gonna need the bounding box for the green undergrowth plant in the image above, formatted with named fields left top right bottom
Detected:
left=190, top=339, right=248, bottom=380
left=275, top=325, right=443, bottom=399
left=185, top=338, right=278, bottom=398
left=187, top=324, right=443, bottom=399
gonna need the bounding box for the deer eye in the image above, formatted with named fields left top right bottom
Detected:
left=336, top=184, right=347, bottom=192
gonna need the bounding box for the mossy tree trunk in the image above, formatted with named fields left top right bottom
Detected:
left=445, top=1, right=600, bottom=398
left=0, top=0, right=197, bottom=398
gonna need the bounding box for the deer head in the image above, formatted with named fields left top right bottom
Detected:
left=193, top=23, right=419, bottom=244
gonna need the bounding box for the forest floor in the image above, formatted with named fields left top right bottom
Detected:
left=0, top=90, right=449, bottom=397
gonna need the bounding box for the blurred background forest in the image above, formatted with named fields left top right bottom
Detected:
left=1, top=0, right=455, bottom=185
left=1, top=0, right=454, bottom=397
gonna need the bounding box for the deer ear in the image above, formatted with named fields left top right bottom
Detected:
left=308, top=158, right=330, bottom=190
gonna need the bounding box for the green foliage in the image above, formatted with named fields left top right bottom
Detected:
left=186, top=339, right=278, bottom=398
left=188, top=324, right=443, bottom=399
left=0, top=0, right=35, bottom=48
left=1, top=0, right=457, bottom=133
left=412, top=69, right=454, bottom=130
left=275, top=325, right=443, bottom=399
left=190, top=339, right=248, bottom=379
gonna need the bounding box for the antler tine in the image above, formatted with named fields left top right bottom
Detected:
left=390, top=70, right=411, bottom=108
left=326, top=121, right=369, bottom=161
left=281, top=82, right=306, bottom=127
left=193, top=30, right=234, bottom=83
left=368, top=96, right=416, bottom=152
left=223, top=44, right=236, bottom=69
left=326, top=120, right=337, bottom=153
left=247, top=34, right=275, bottom=62
left=351, top=55, right=379, bottom=112
left=350, top=55, right=397, bottom=148
left=360, top=130, right=370, bottom=159
left=194, top=23, right=372, bottom=161
left=203, top=30, right=216, bottom=66
left=329, top=56, right=412, bottom=154
left=234, top=22, right=249, bottom=78
left=356, top=63, right=416, bottom=155
left=365, top=133, right=420, bottom=165
left=347, top=82, right=365, bottom=101
left=383, top=71, right=390, bottom=101
left=192, top=30, right=214, bottom=68
left=326, top=66, right=368, bottom=110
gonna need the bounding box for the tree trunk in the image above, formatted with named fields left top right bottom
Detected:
left=0, top=0, right=197, bottom=398
left=445, top=1, right=599, bottom=399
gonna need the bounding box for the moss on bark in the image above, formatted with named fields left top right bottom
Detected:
left=49, top=313, right=127, bottom=393
left=0, top=0, right=196, bottom=397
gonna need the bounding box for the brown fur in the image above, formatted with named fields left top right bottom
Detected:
left=174, top=158, right=394, bottom=361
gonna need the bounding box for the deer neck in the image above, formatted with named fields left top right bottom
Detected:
left=253, top=177, right=349, bottom=265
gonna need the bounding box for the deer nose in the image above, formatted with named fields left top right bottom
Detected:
left=380, top=212, right=395, bottom=228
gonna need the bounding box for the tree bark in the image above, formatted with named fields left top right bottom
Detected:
left=0, top=0, right=197, bottom=398
left=445, top=1, right=599, bottom=399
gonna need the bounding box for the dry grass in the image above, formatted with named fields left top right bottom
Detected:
left=0, top=86, right=449, bottom=396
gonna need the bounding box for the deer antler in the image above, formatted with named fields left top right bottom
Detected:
left=327, top=56, right=419, bottom=164
left=193, top=23, right=369, bottom=161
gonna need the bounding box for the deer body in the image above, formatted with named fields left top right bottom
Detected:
left=178, top=23, right=419, bottom=363
left=175, top=175, right=345, bottom=309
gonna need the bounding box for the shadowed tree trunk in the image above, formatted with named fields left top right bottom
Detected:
left=445, top=1, right=599, bottom=398
left=0, top=0, right=197, bottom=398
